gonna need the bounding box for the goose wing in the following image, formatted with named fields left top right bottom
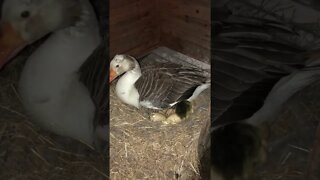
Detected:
left=212, top=9, right=307, bottom=126
left=79, top=1, right=108, bottom=146
left=135, top=54, right=208, bottom=109
left=80, top=41, right=108, bottom=128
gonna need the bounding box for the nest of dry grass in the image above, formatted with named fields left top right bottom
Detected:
left=109, top=84, right=211, bottom=180
left=253, top=82, right=320, bottom=179
left=0, top=57, right=107, bottom=180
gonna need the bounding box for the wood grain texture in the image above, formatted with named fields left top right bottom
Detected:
left=161, top=32, right=210, bottom=63
left=109, top=0, right=211, bottom=62
left=109, top=0, right=160, bottom=59
left=158, top=0, right=211, bottom=62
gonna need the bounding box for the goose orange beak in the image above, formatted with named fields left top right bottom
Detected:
left=109, top=68, right=117, bottom=83
left=0, top=22, right=27, bottom=69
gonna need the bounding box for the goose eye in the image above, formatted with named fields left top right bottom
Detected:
left=115, top=64, right=120, bottom=68
left=21, top=11, right=30, bottom=18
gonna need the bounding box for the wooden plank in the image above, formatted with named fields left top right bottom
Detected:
left=172, top=0, right=211, bottom=7
left=161, top=0, right=210, bottom=23
left=110, top=25, right=155, bottom=42
left=110, top=0, right=156, bottom=11
left=161, top=22, right=210, bottom=49
left=110, top=0, right=139, bottom=9
left=110, top=0, right=210, bottom=62
left=110, top=8, right=153, bottom=26
left=161, top=29, right=210, bottom=50
left=161, top=13, right=210, bottom=34
left=110, top=0, right=154, bottom=25
left=110, top=16, right=155, bottom=39
left=160, top=33, right=210, bottom=63
left=158, top=0, right=210, bottom=10
left=123, top=41, right=159, bottom=58
left=110, top=29, right=155, bottom=52
left=152, top=46, right=210, bottom=72
left=161, top=14, right=210, bottom=49
left=160, top=14, right=210, bottom=36
left=161, top=12, right=210, bottom=32
left=157, top=0, right=210, bottom=63
left=110, top=29, right=158, bottom=57
left=110, top=0, right=159, bottom=58
left=110, top=39, right=159, bottom=59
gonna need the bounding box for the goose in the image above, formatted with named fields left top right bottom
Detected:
left=211, top=7, right=320, bottom=180
left=0, top=0, right=107, bottom=150
left=109, top=54, right=210, bottom=122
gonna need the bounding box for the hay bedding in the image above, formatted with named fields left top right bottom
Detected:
left=252, top=82, right=320, bottom=179
left=0, top=56, right=107, bottom=180
left=110, top=86, right=210, bottom=180
left=109, top=49, right=211, bottom=180
left=0, top=1, right=108, bottom=179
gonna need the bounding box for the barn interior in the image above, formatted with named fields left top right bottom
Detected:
left=109, top=0, right=211, bottom=179
left=0, top=0, right=211, bottom=179
left=110, top=0, right=210, bottom=62
left=1, top=0, right=319, bottom=179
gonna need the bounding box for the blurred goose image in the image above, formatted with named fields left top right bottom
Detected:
left=211, top=6, right=320, bottom=180
left=0, top=0, right=107, bottom=150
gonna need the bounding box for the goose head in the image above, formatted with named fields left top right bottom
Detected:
left=109, top=54, right=138, bottom=82
left=0, top=0, right=82, bottom=69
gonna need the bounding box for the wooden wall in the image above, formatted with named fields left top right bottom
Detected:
left=158, top=0, right=211, bottom=63
left=109, top=0, right=211, bottom=63
left=109, top=0, right=160, bottom=59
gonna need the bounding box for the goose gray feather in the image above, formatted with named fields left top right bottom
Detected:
left=135, top=54, right=208, bottom=109
left=79, top=0, right=108, bottom=149
left=211, top=6, right=320, bottom=180
left=109, top=52, right=210, bottom=110
left=212, top=8, right=308, bottom=126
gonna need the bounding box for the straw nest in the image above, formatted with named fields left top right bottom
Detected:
left=253, top=81, right=320, bottom=179
left=0, top=56, right=107, bottom=180
left=110, top=84, right=211, bottom=179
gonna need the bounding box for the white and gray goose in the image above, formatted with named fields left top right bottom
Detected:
left=109, top=54, right=210, bottom=121
left=0, top=0, right=107, bottom=150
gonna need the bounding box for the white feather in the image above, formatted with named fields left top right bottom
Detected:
left=6, top=0, right=102, bottom=146
left=246, top=68, right=320, bottom=126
